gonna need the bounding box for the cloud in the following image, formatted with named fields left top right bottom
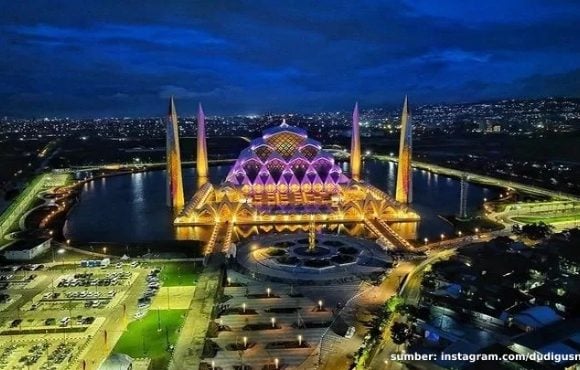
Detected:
left=0, top=0, right=578, bottom=117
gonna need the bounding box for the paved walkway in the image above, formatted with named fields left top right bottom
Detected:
left=169, top=259, right=222, bottom=370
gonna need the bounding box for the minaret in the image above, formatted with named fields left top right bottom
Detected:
left=166, top=97, right=185, bottom=208
left=350, top=102, right=361, bottom=180
left=196, top=103, right=209, bottom=180
left=395, top=96, right=413, bottom=203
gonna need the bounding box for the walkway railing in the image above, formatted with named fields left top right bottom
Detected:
left=220, top=222, right=235, bottom=253
left=374, top=218, right=416, bottom=251
left=204, top=222, right=224, bottom=255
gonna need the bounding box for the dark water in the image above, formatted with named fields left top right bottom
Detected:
left=65, top=159, right=500, bottom=242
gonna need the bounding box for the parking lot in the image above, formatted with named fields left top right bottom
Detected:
left=0, top=260, right=156, bottom=369
left=0, top=340, right=78, bottom=370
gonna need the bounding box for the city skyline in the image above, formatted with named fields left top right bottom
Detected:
left=0, top=1, right=579, bottom=117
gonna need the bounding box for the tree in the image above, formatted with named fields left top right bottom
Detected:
left=385, top=296, right=403, bottom=314
left=519, top=222, right=554, bottom=240
left=390, top=322, right=412, bottom=345
left=396, top=304, right=418, bottom=318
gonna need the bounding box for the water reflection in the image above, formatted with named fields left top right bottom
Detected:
left=65, top=160, right=500, bottom=243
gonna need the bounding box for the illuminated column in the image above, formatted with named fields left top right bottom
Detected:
left=350, top=102, right=361, bottom=180
left=308, top=220, right=316, bottom=252
left=458, top=175, right=468, bottom=219
left=395, top=96, right=413, bottom=204
left=166, top=96, right=185, bottom=208
left=197, top=103, right=209, bottom=181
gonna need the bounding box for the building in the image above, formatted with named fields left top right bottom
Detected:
left=509, top=318, right=580, bottom=369
left=175, top=119, right=420, bottom=254
left=98, top=353, right=133, bottom=370
left=3, top=238, right=51, bottom=260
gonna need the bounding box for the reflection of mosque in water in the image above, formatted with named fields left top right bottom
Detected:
left=168, top=98, right=419, bottom=253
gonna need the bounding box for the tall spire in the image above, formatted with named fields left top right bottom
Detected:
left=395, top=95, right=413, bottom=203
left=196, top=102, right=209, bottom=180
left=350, top=102, right=361, bottom=180
left=166, top=96, right=185, bottom=208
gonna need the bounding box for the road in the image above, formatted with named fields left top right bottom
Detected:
left=365, top=230, right=501, bottom=370
left=374, top=155, right=580, bottom=202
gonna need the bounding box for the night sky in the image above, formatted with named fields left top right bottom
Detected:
left=1, top=0, right=579, bottom=117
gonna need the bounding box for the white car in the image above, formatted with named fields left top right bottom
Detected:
left=134, top=311, right=145, bottom=319
left=60, top=317, right=70, bottom=327
left=345, top=326, right=356, bottom=339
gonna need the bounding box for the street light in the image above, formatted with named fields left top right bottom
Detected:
left=298, top=334, right=302, bottom=346
left=267, top=287, right=271, bottom=297
left=458, top=231, right=462, bottom=237
left=227, top=277, right=231, bottom=286
left=318, top=300, right=323, bottom=311
left=440, top=233, right=445, bottom=240
left=424, top=237, right=428, bottom=245
left=243, top=336, right=248, bottom=349
left=275, top=358, right=279, bottom=369
left=271, top=317, right=276, bottom=328
left=211, top=360, right=215, bottom=370
left=242, top=303, right=246, bottom=313
left=57, top=248, right=65, bottom=271
left=474, top=227, right=479, bottom=234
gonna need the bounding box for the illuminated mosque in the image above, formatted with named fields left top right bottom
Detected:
left=167, top=97, right=420, bottom=254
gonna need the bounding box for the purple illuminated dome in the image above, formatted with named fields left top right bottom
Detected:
left=225, top=120, right=350, bottom=194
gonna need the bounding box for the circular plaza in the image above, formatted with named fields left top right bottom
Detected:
left=235, top=233, right=393, bottom=283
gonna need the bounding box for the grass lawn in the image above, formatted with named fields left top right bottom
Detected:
left=113, top=309, right=186, bottom=369
left=152, top=261, right=203, bottom=287
left=513, top=213, right=580, bottom=224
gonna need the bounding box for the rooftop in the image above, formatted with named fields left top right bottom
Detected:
left=4, top=238, right=50, bottom=251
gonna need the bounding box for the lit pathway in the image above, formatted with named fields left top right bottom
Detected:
left=169, top=258, right=222, bottom=370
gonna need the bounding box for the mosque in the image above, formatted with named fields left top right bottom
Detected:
left=165, top=97, right=419, bottom=253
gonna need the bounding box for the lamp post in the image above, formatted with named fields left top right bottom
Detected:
left=243, top=336, right=248, bottom=349
left=227, top=277, right=231, bottom=286
left=423, top=237, right=428, bottom=245
left=271, top=317, right=276, bottom=328
left=57, top=248, right=65, bottom=271
left=274, top=358, right=279, bottom=369
left=298, top=334, right=302, bottom=347
left=267, top=287, right=271, bottom=298
left=242, top=303, right=246, bottom=314
left=211, top=360, right=215, bottom=370
left=318, top=300, right=323, bottom=311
